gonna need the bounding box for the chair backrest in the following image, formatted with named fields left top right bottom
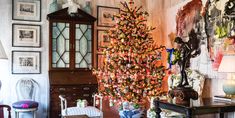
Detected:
left=0, top=105, right=11, bottom=118
left=93, top=94, right=103, bottom=111
left=59, top=95, right=67, bottom=115
left=59, top=94, right=103, bottom=115
left=16, top=78, right=40, bottom=101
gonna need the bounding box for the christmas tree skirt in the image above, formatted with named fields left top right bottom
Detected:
left=119, top=109, right=144, bottom=118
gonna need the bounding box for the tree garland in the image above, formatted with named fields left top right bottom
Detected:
left=167, top=48, right=180, bottom=69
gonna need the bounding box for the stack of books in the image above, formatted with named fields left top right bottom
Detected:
left=213, top=95, right=235, bottom=102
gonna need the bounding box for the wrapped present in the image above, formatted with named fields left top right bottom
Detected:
left=76, top=99, right=88, bottom=108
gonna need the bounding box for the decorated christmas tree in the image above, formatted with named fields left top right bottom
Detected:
left=93, top=1, right=166, bottom=105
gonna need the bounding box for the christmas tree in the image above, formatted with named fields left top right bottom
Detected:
left=93, top=1, right=166, bottom=105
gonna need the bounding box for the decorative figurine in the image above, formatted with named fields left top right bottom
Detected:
left=62, top=0, right=81, bottom=15
left=168, top=29, right=201, bottom=105
left=49, top=0, right=58, bottom=13
left=83, top=0, right=92, bottom=14
left=174, top=29, right=201, bottom=87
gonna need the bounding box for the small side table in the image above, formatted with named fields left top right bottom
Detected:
left=154, top=98, right=235, bottom=118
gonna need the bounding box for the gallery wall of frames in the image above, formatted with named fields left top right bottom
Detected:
left=96, top=5, right=119, bottom=68
left=11, top=0, right=41, bottom=74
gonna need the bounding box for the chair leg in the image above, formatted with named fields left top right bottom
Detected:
left=15, top=111, right=19, bottom=118
left=33, top=111, right=36, bottom=118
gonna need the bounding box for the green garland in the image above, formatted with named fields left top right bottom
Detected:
left=167, top=49, right=180, bottom=66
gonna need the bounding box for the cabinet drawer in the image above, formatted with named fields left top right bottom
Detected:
left=51, top=86, right=82, bottom=93
left=80, top=84, right=97, bottom=92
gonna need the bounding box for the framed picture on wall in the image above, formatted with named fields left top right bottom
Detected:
left=12, top=24, right=41, bottom=47
left=12, top=51, right=41, bottom=74
left=96, top=54, right=105, bottom=68
left=12, top=0, right=41, bottom=21
left=97, top=29, right=110, bottom=49
left=97, top=6, right=120, bottom=27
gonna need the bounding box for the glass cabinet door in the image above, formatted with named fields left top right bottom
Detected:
left=52, top=22, right=70, bottom=68
left=75, top=24, right=92, bottom=68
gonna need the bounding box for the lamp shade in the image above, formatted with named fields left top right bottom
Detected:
left=0, top=40, right=7, bottom=59
left=218, top=54, right=235, bottom=73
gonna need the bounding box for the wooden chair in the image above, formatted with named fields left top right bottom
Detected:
left=0, top=104, right=11, bottom=118
left=59, top=94, right=103, bottom=118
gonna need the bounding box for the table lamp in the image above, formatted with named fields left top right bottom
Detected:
left=218, top=54, right=235, bottom=96
left=0, top=40, right=8, bottom=91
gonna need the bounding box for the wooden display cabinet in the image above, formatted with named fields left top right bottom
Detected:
left=47, top=8, right=97, bottom=118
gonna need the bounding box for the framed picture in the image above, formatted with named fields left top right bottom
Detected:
left=12, top=0, right=41, bottom=21
left=12, top=51, right=41, bottom=74
left=12, top=24, right=41, bottom=47
left=97, top=30, right=110, bottom=49
left=97, top=6, right=120, bottom=27
left=96, top=54, right=105, bottom=68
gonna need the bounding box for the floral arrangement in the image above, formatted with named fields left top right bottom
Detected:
left=76, top=99, right=88, bottom=108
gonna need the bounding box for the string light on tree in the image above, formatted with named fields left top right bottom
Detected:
left=93, top=0, right=166, bottom=106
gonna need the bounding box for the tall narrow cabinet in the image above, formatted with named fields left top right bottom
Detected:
left=47, top=8, right=97, bottom=118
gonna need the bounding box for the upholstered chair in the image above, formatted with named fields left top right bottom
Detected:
left=12, top=78, right=40, bottom=118
left=59, top=94, right=103, bottom=118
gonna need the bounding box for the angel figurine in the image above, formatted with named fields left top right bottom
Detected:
left=174, top=29, right=201, bottom=87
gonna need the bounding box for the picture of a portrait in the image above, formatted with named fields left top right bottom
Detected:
left=97, top=30, right=110, bottom=48
left=12, top=51, right=41, bottom=74
left=13, top=0, right=41, bottom=21
left=97, top=6, right=120, bottom=27
left=13, top=24, right=41, bottom=47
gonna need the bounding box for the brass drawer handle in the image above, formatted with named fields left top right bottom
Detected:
left=59, top=88, right=66, bottom=91
left=83, top=94, right=89, bottom=97
left=83, top=87, right=90, bottom=90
